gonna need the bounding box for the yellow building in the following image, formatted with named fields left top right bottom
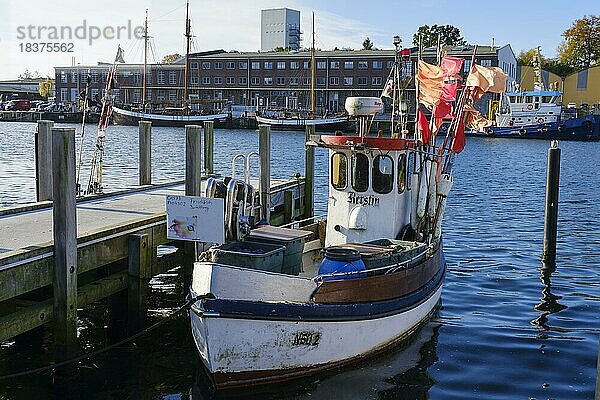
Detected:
left=562, top=65, right=600, bottom=107
left=518, top=65, right=561, bottom=91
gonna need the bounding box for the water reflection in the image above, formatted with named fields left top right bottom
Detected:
left=190, top=311, right=442, bottom=400
left=531, top=261, right=568, bottom=337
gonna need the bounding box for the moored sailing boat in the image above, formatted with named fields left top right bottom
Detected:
left=112, top=2, right=229, bottom=127
left=187, top=37, right=502, bottom=390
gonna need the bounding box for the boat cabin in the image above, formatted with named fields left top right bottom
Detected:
left=497, top=90, right=562, bottom=127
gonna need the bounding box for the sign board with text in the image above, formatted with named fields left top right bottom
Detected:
left=166, top=195, right=225, bottom=244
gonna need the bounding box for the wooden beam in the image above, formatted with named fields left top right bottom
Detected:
left=259, top=124, right=271, bottom=222
left=128, top=234, right=151, bottom=332
left=185, top=125, right=202, bottom=197
left=139, top=121, right=152, bottom=186
left=35, top=120, right=54, bottom=201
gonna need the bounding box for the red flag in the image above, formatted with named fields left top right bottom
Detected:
left=440, top=56, right=464, bottom=77
left=441, top=82, right=458, bottom=102
left=452, top=118, right=466, bottom=153
left=433, top=100, right=454, bottom=119
left=417, top=108, right=431, bottom=144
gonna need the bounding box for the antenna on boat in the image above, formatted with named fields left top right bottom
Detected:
left=391, top=35, right=401, bottom=138
left=183, top=0, right=191, bottom=110
left=310, top=12, right=315, bottom=116
left=533, top=46, right=544, bottom=91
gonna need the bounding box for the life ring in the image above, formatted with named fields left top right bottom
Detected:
left=487, top=128, right=494, bottom=136
left=527, top=104, right=534, bottom=110
left=519, top=128, right=526, bottom=136
left=537, top=117, right=544, bottom=124
left=508, top=120, right=514, bottom=127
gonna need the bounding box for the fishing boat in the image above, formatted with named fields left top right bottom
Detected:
left=187, top=38, right=501, bottom=390
left=468, top=48, right=600, bottom=141
left=112, top=3, right=229, bottom=127
left=254, top=13, right=351, bottom=132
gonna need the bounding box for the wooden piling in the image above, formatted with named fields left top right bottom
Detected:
left=542, top=140, right=561, bottom=263
left=185, top=125, right=202, bottom=196
left=304, top=124, right=315, bottom=220
left=204, top=121, right=214, bottom=175
left=284, top=190, right=294, bottom=224
left=51, top=127, right=78, bottom=362
left=259, top=124, right=271, bottom=222
left=139, top=121, right=152, bottom=186
left=127, top=233, right=152, bottom=332
left=36, top=120, right=54, bottom=201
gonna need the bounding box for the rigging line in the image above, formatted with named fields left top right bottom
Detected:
left=0, top=294, right=214, bottom=381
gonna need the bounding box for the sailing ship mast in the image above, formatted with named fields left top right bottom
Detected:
left=142, top=9, right=148, bottom=110
left=183, top=0, right=191, bottom=109
left=310, top=12, right=315, bottom=115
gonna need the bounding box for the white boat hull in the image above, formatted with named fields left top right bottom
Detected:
left=112, top=106, right=229, bottom=126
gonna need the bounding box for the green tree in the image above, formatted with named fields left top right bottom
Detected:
left=543, top=58, right=576, bottom=79
left=412, top=24, right=467, bottom=48
left=362, top=37, right=374, bottom=50
left=39, top=77, right=53, bottom=99
left=558, top=15, right=600, bottom=69
left=161, top=53, right=183, bottom=64
left=517, top=48, right=545, bottom=66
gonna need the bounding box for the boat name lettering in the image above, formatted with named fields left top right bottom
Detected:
left=348, top=192, right=379, bottom=206
left=292, top=331, right=321, bottom=347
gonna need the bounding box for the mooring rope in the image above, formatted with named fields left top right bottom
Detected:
left=0, top=293, right=214, bottom=381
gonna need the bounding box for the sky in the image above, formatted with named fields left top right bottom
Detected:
left=0, top=0, right=595, bottom=80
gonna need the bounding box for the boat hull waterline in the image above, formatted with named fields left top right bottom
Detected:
left=190, top=246, right=444, bottom=389
left=112, top=107, right=229, bottom=127
left=255, top=115, right=352, bottom=131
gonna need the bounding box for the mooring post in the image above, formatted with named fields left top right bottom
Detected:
left=542, top=140, right=561, bottom=263
left=139, top=120, right=152, bottom=186
left=258, top=124, right=271, bottom=222
left=304, top=124, right=315, bottom=221
left=185, top=125, right=202, bottom=197
left=36, top=120, right=54, bottom=201
left=204, top=121, right=214, bottom=175
left=128, top=233, right=152, bottom=333
left=51, top=127, right=78, bottom=363
left=284, top=190, right=294, bottom=224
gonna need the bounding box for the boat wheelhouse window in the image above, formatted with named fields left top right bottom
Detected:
left=542, top=96, right=553, bottom=103
left=525, top=96, right=533, bottom=103
left=407, top=152, right=416, bottom=190
left=372, top=155, right=393, bottom=194
left=331, top=153, right=347, bottom=190
left=509, top=96, right=516, bottom=103
left=397, top=154, right=407, bottom=193
left=351, top=153, right=369, bottom=193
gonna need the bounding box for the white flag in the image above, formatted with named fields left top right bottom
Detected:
left=380, top=77, right=393, bottom=98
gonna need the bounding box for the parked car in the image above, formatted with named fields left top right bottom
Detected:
left=5, top=99, right=31, bottom=111
left=42, top=103, right=66, bottom=112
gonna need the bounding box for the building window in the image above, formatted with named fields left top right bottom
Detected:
left=169, top=71, right=176, bottom=85
left=329, top=76, right=339, bottom=85
left=316, top=77, right=326, bottom=86
left=60, top=88, right=68, bottom=101
left=239, top=77, right=247, bottom=85
left=157, top=71, right=165, bottom=84
left=463, top=60, right=472, bottom=73
left=264, top=77, right=272, bottom=85
left=214, top=77, right=222, bottom=84
left=352, top=153, right=369, bottom=192
left=276, top=77, right=285, bottom=85
left=71, top=71, right=77, bottom=83
left=290, top=77, right=299, bottom=85
left=133, top=90, right=141, bottom=103
left=251, top=77, right=259, bottom=85
left=190, top=61, right=199, bottom=69
left=168, top=91, right=177, bottom=101
left=331, top=153, right=348, bottom=190
left=251, top=61, right=260, bottom=70
left=101, top=72, right=107, bottom=83
left=357, top=76, right=367, bottom=85
left=303, top=61, right=309, bottom=69
left=343, top=77, right=353, bottom=86
left=81, top=74, right=87, bottom=83
left=202, top=62, right=210, bottom=69
left=373, top=60, right=383, bottom=69
left=387, top=60, right=394, bottom=68
left=402, top=61, right=413, bottom=77
left=191, top=76, right=199, bottom=85
left=91, top=72, right=98, bottom=83
left=302, top=77, right=310, bottom=86
left=344, top=61, right=354, bottom=69
left=317, top=61, right=326, bottom=69
left=372, top=77, right=382, bottom=85
left=277, top=61, right=285, bottom=69
left=226, top=77, right=235, bottom=84
left=330, top=61, right=339, bottom=69
left=357, top=61, right=368, bottom=69
left=480, top=59, right=492, bottom=67
left=264, top=62, right=273, bottom=69
left=134, top=72, right=141, bottom=84
left=215, top=62, right=222, bottom=69
left=290, top=61, right=299, bottom=69
left=239, top=61, right=248, bottom=69
left=202, top=76, right=211, bottom=85
left=226, top=61, right=235, bottom=70
left=60, top=71, right=67, bottom=83
left=372, top=155, right=393, bottom=194
left=214, top=91, right=223, bottom=100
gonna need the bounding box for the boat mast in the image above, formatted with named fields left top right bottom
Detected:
left=391, top=36, right=400, bottom=137
left=310, top=12, right=315, bottom=115
left=142, top=9, right=148, bottom=110
left=533, top=45, right=543, bottom=91
left=183, top=0, right=191, bottom=109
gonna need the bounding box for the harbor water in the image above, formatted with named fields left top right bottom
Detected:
left=0, top=121, right=599, bottom=399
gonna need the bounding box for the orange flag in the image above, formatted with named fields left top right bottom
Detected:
left=465, top=64, right=508, bottom=93
left=417, top=60, right=444, bottom=109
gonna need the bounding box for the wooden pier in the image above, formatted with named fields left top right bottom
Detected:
left=0, top=121, right=313, bottom=362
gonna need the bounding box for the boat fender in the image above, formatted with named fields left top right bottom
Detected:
left=348, top=206, right=367, bottom=230
left=410, top=172, right=420, bottom=230
left=416, top=160, right=430, bottom=218
left=519, top=128, right=526, bottom=136
left=427, top=160, right=438, bottom=218
left=433, top=197, right=448, bottom=239
left=558, top=124, right=565, bottom=132
left=436, top=173, right=453, bottom=197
